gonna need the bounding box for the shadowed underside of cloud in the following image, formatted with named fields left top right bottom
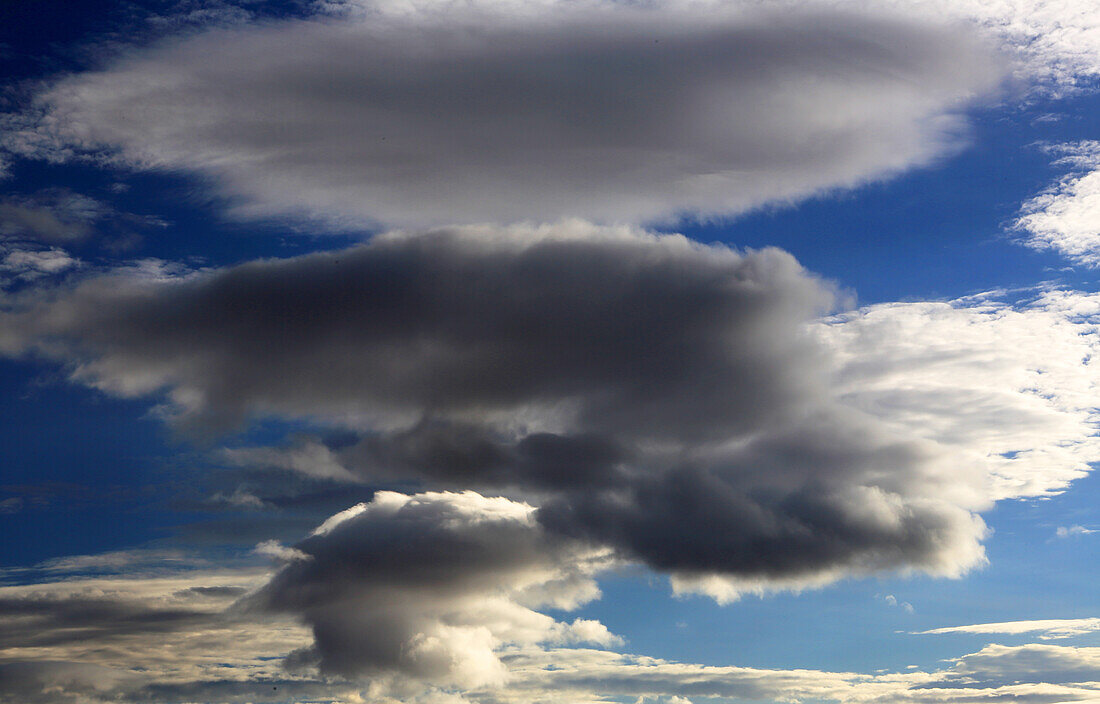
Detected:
left=9, top=4, right=1003, bottom=227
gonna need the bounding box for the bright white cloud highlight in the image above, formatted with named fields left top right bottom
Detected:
left=1017, top=142, right=1100, bottom=266
left=817, top=289, right=1100, bottom=500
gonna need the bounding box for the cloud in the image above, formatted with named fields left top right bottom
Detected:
left=947, top=643, right=1100, bottom=688
left=0, top=189, right=118, bottom=243
left=0, top=188, right=163, bottom=263
left=6, top=226, right=1100, bottom=600
left=495, top=642, right=1100, bottom=704
left=883, top=594, right=915, bottom=613
left=1056, top=525, right=1098, bottom=538
left=2, top=544, right=1099, bottom=704
left=0, top=245, right=80, bottom=285
left=917, top=618, right=1100, bottom=640
left=0, top=563, right=311, bottom=699
left=248, top=490, right=613, bottom=689
left=0, top=223, right=1006, bottom=593
left=1016, top=142, right=1100, bottom=267
left=815, top=289, right=1100, bottom=500
left=6, top=4, right=1003, bottom=227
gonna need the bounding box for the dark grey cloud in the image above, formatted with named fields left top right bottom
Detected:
left=2, top=223, right=833, bottom=438
left=17, top=5, right=1004, bottom=226
left=0, top=224, right=991, bottom=595
left=538, top=409, right=984, bottom=582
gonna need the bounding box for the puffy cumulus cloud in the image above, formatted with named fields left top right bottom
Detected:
left=1016, top=142, right=1100, bottom=267
left=0, top=223, right=1004, bottom=593
left=247, top=490, right=614, bottom=689
left=8, top=3, right=1003, bottom=227
left=917, top=618, right=1100, bottom=640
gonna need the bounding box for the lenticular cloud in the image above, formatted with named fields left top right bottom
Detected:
left=20, top=3, right=1003, bottom=226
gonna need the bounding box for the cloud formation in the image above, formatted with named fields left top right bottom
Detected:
left=248, top=490, right=613, bottom=690
left=8, top=4, right=1003, bottom=227
left=0, top=223, right=1007, bottom=594
left=816, top=290, right=1100, bottom=500
left=917, top=617, right=1100, bottom=640
left=1016, top=142, right=1100, bottom=266
left=7, top=227, right=1100, bottom=603
left=1, top=542, right=1098, bottom=704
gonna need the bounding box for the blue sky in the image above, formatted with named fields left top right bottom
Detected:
left=1, top=1, right=1099, bottom=703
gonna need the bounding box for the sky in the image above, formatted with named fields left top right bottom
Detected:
left=0, top=0, right=1099, bottom=703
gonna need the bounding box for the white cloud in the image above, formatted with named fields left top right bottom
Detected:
left=917, top=618, right=1100, bottom=640
left=883, top=594, right=915, bottom=613
left=495, top=642, right=1100, bottom=704
left=0, top=245, right=80, bottom=284
left=1016, top=142, right=1100, bottom=266
left=1057, top=525, right=1098, bottom=538
left=816, top=289, right=1100, bottom=500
